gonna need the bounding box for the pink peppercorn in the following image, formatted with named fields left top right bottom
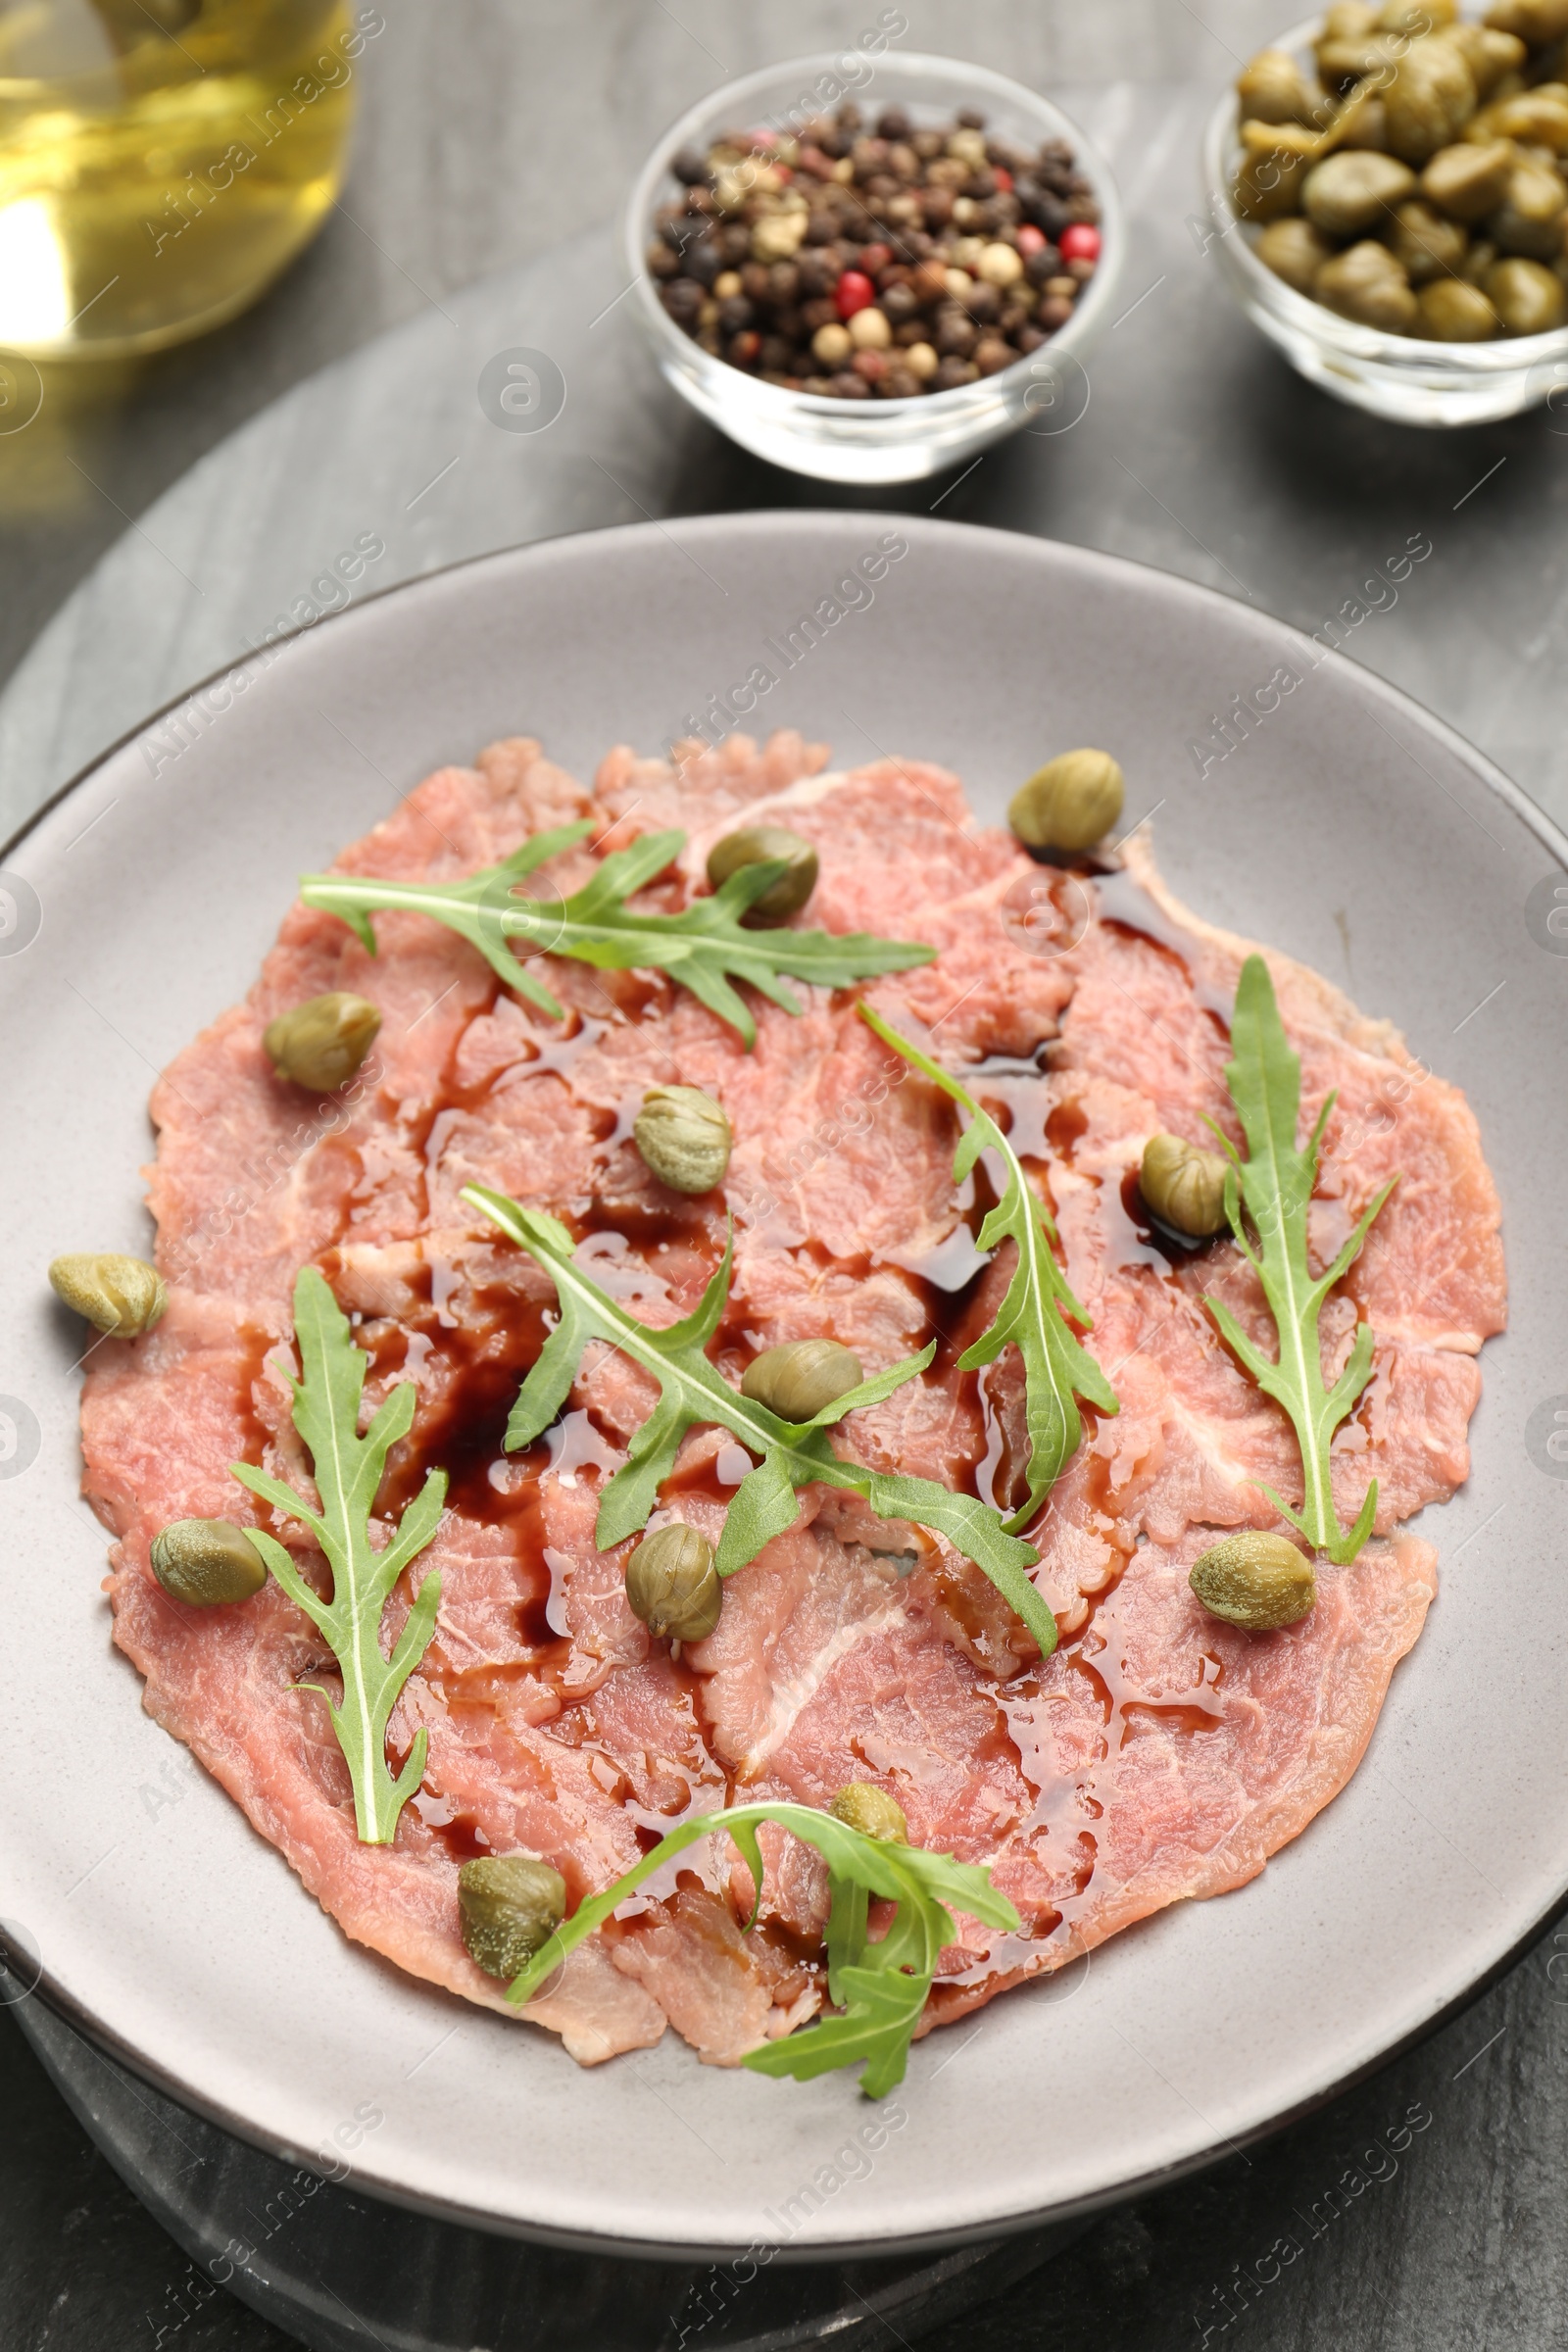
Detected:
left=1016, top=223, right=1047, bottom=257
left=993, top=166, right=1014, bottom=192
left=1059, top=223, right=1101, bottom=264
left=835, top=270, right=876, bottom=319
left=858, top=242, right=893, bottom=275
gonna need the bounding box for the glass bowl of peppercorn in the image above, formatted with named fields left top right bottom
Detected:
left=627, top=51, right=1122, bottom=483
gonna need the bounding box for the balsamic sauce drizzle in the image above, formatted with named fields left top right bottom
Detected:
left=277, top=868, right=1271, bottom=1954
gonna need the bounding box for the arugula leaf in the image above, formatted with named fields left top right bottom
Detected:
left=230, top=1266, right=446, bottom=1844
left=859, top=1006, right=1118, bottom=1533
left=1203, top=955, right=1396, bottom=1566
left=505, top=1799, right=1019, bottom=2097
left=300, top=823, right=935, bottom=1049
left=464, top=1186, right=1058, bottom=1655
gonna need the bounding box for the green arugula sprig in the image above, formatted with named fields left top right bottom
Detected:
left=860, top=1006, right=1118, bottom=1533
left=230, top=1267, right=445, bottom=1844
left=1203, top=955, right=1396, bottom=1565
left=507, top=1800, right=1019, bottom=2096
left=465, top=1186, right=1057, bottom=1655
left=301, top=822, right=934, bottom=1049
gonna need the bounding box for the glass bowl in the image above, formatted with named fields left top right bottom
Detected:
left=0, top=0, right=359, bottom=363
left=1200, top=10, right=1568, bottom=427
left=624, top=50, right=1123, bottom=485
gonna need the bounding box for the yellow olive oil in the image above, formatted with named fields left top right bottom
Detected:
left=0, top=0, right=367, bottom=360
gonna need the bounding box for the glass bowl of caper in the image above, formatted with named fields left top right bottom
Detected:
left=1201, top=3, right=1568, bottom=425
left=625, top=49, right=1123, bottom=484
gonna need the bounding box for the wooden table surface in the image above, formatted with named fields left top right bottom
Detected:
left=3, top=6, right=1565, bottom=2347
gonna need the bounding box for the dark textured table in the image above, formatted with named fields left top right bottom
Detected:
left=5, top=4, right=1567, bottom=2346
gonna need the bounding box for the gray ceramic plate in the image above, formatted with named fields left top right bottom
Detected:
left=1, top=514, right=1562, bottom=2261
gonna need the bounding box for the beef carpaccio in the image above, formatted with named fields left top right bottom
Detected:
left=81, top=729, right=1505, bottom=2068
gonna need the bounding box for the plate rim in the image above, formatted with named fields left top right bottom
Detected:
left=5, top=509, right=1565, bottom=2259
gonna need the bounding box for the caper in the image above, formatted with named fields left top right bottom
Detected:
left=458, top=1854, right=567, bottom=1980
left=1320, top=1, right=1376, bottom=38
left=623, top=1522, right=722, bottom=1642
left=741, top=1337, right=864, bottom=1422
left=1383, top=197, right=1468, bottom=283
left=1257, top=217, right=1338, bottom=294
left=1486, top=0, right=1568, bottom=42
left=1140, top=1134, right=1231, bottom=1240
left=1328, top=85, right=1389, bottom=154
left=1241, top=117, right=1324, bottom=164
left=1237, top=48, right=1327, bottom=126
left=633, top=1085, right=731, bottom=1195
left=1235, top=146, right=1312, bottom=222
left=1190, top=1533, right=1317, bottom=1632
left=1485, top=254, right=1566, bottom=332
left=1317, top=31, right=1401, bottom=90
left=1008, top=749, right=1125, bottom=856
left=48, top=1251, right=167, bottom=1337
left=263, top=991, right=380, bottom=1092
left=1488, top=161, right=1568, bottom=261
left=1315, top=239, right=1419, bottom=330
left=1383, top=38, right=1475, bottom=166
left=150, top=1517, right=268, bottom=1606
left=829, top=1783, right=908, bottom=1843
left=1375, top=0, right=1457, bottom=30
left=1486, top=89, right=1568, bottom=149
left=1459, top=235, right=1498, bottom=285
left=1453, top=25, right=1527, bottom=97
left=1421, top=139, right=1514, bottom=221
left=1417, top=275, right=1501, bottom=336
left=705, top=825, right=818, bottom=925
left=1302, top=150, right=1416, bottom=237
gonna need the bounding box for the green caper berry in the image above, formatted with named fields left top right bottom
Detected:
left=1140, top=1134, right=1231, bottom=1239
left=150, top=1518, right=268, bottom=1606
left=263, top=991, right=380, bottom=1092
left=741, top=1338, right=864, bottom=1422
left=1008, top=750, right=1125, bottom=855
left=458, top=1854, right=567, bottom=1980
left=48, top=1251, right=167, bottom=1337
left=1190, top=1533, right=1316, bottom=1632
left=633, top=1085, right=732, bottom=1195
left=624, top=1523, right=722, bottom=1642
left=706, top=825, right=819, bottom=925
left=829, top=1783, right=908, bottom=1842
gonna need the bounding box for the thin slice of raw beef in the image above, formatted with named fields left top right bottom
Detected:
left=81, top=729, right=1504, bottom=2066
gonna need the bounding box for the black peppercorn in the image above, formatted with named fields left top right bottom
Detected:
left=685, top=237, right=721, bottom=288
